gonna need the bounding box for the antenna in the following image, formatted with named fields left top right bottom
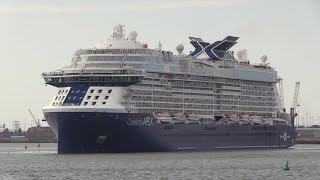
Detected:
left=113, top=24, right=125, bottom=39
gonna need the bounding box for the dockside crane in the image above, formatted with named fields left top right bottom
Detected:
left=290, top=81, right=300, bottom=130
left=28, top=109, right=41, bottom=128
left=292, top=81, right=300, bottom=112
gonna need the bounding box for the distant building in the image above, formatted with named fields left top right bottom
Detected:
left=296, top=128, right=320, bottom=139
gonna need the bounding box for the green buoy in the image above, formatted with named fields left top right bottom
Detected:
left=283, top=161, right=290, bottom=171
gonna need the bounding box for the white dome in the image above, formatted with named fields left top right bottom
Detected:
left=176, top=44, right=184, bottom=53
left=128, top=31, right=138, bottom=41
left=237, top=49, right=247, bottom=60
left=260, top=55, right=267, bottom=63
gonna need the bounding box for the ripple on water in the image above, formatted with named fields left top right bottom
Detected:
left=0, top=144, right=319, bottom=179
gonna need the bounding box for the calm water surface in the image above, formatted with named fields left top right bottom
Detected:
left=0, top=143, right=319, bottom=180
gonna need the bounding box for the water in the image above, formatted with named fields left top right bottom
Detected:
left=0, top=143, right=319, bottom=180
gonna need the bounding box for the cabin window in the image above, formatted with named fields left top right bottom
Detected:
left=105, top=96, right=109, bottom=100
left=92, top=102, right=96, bottom=105
left=84, top=102, right=88, bottom=105
left=98, top=89, right=102, bottom=93
left=102, top=102, right=106, bottom=105
left=90, top=89, right=94, bottom=93
left=95, top=96, right=99, bottom=100
left=87, top=96, right=91, bottom=99
left=108, top=90, right=112, bottom=93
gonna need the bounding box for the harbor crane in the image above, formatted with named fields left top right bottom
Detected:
left=28, top=109, right=41, bottom=128
left=292, top=81, right=300, bottom=112
left=290, top=81, right=300, bottom=129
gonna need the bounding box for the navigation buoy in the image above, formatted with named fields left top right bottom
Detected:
left=283, top=161, right=290, bottom=171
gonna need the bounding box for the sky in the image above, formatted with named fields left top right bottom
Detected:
left=0, top=0, right=319, bottom=129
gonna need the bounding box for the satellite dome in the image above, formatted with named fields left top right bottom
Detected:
left=260, top=55, right=267, bottom=63
left=236, top=49, right=247, bottom=60
left=128, top=30, right=137, bottom=40
left=176, top=44, right=184, bottom=54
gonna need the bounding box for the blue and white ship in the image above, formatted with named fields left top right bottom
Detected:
left=42, top=25, right=296, bottom=153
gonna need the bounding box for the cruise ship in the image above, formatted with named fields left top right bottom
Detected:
left=42, top=25, right=296, bottom=153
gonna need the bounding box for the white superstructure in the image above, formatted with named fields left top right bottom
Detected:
left=43, top=25, right=286, bottom=120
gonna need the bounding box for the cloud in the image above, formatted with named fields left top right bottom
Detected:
left=0, top=0, right=236, bottom=14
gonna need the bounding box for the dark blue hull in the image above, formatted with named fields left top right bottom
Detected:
left=44, top=112, right=295, bottom=154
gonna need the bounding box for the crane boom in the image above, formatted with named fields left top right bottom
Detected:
left=292, top=81, right=300, bottom=111
left=28, top=109, right=40, bottom=127
left=290, top=81, right=300, bottom=131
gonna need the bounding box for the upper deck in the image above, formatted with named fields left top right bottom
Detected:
left=42, top=25, right=278, bottom=85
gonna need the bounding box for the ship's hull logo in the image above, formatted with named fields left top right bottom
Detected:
left=280, top=132, right=291, bottom=141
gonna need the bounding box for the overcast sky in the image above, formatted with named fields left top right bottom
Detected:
left=0, top=0, right=319, bottom=129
